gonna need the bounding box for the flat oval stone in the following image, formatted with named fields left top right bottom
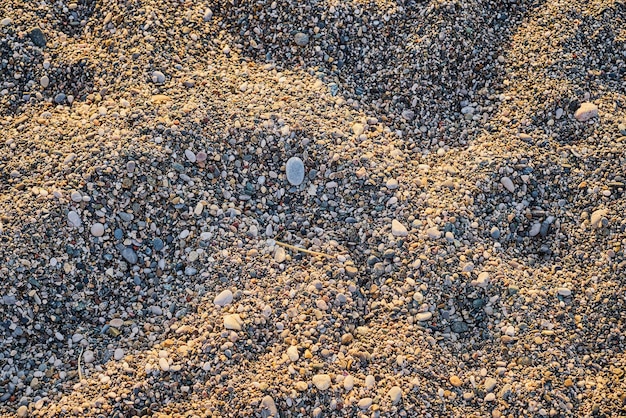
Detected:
left=286, top=157, right=305, bottom=186
left=68, top=211, right=81, bottom=227
left=294, top=32, right=309, bottom=46
left=90, top=223, right=105, bottom=237
left=214, top=289, right=233, bottom=307
left=121, top=247, right=138, bottom=264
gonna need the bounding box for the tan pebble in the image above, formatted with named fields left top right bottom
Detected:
left=449, top=375, right=462, bottom=387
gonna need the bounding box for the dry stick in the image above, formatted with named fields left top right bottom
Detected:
left=78, top=347, right=84, bottom=381
left=274, top=240, right=334, bottom=259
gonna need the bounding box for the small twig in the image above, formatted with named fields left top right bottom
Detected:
left=78, top=347, right=84, bottom=381
left=274, top=240, right=334, bottom=259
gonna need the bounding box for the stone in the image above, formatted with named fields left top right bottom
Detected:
left=214, top=289, right=233, bottom=307
left=485, top=377, right=497, bottom=392
left=0, top=17, right=12, bottom=26
left=40, top=75, right=50, bottom=88
left=287, top=346, right=299, bottom=362
left=386, top=178, right=399, bottom=189
left=110, top=318, right=123, bottom=328
left=159, top=357, right=169, bottom=371
left=426, top=227, right=441, bottom=239
left=68, top=211, right=81, bottom=227
left=357, top=398, right=373, bottom=410
left=388, top=386, right=403, bottom=404
left=500, top=176, right=515, bottom=193
left=352, top=123, right=365, bottom=136
left=391, top=219, right=408, bottom=237
left=260, top=395, right=278, bottom=417
left=152, top=71, right=166, bottom=84
left=274, top=246, right=286, bottom=263
left=401, top=109, right=415, bottom=121
left=344, top=375, right=354, bottom=391
left=17, top=405, right=28, bottom=417
left=120, top=247, right=138, bottom=264
left=557, top=288, right=572, bottom=297
left=474, top=272, right=490, bottom=288
left=312, top=374, right=331, bottom=390
left=294, top=32, right=309, bottom=46
left=285, top=157, right=305, bottom=186
left=450, top=375, right=463, bottom=387
left=185, top=149, right=196, bottom=163
left=29, top=27, right=46, bottom=47
left=114, top=348, right=124, bottom=361
left=590, top=209, right=608, bottom=228
left=415, top=312, right=432, bottom=322
left=83, top=350, right=95, bottom=364
left=574, top=102, right=598, bottom=122
left=484, top=393, right=496, bottom=402
left=365, top=374, right=376, bottom=388
left=224, top=314, right=243, bottom=331
left=90, top=223, right=105, bottom=237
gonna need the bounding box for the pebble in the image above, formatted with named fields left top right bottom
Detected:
left=29, top=27, right=46, bottom=47
left=485, top=377, right=497, bottom=392
left=274, top=246, right=286, bottom=263
left=391, top=219, right=408, bottom=237
left=386, top=178, right=399, bottom=189
left=557, top=288, right=572, bottom=297
left=114, top=348, right=124, bottom=361
left=287, top=346, right=299, bottom=362
left=415, top=312, right=432, bottom=322
left=159, top=357, right=170, bottom=372
left=40, top=75, right=49, bottom=88
left=17, top=405, right=28, bottom=417
left=260, top=395, right=278, bottom=417
left=67, top=211, right=81, bottom=227
left=312, top=374, right=331, bottom=390
left=152, top=71, right=166, bottom=84
left=484, top=393, right=496, bottom=402
left=574, top=102, right=598, bottom=121
left=426, top=227, right=441, bottom=239
left=214, top=289, right=233, bottom=307
left=110, top=318, right=123, bottom=328
left=590, top=209, right=608, bottom=228
left=0, top=17, right=12, bottom=26
left=365, top=375, right=376, bottom=389
left=450, top=375, right=463, bottom=387
left=352, top=123, right=365, bottom=136
left=357, top=398, right=373, bottom=410
left=344, top=375, right=354, bottom=391
left=294, top=32, right=309, bottom=46
left=224, top=314, right=243, bottom=331
left=90, top=223, right=105, bottom=237
left=388, top=386, right=403, bottom=404
left=285, top=157, right=305, bottom=186
left=120, top=247, right=138, bottom=264
left=83, top=351, right=95, bottom=364
left=184, top=149, right=196, bottom=163
left=500, top=176, right=515, bottom=193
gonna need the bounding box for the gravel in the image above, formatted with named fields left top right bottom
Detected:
left=1, top=0, right=626, bottom=416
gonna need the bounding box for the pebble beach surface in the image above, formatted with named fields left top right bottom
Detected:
left=1, top=0, right=626, bottom=417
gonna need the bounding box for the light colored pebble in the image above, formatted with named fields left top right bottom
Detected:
left=285, top=157, right=305, bottom=186
left=224, top=314, right=243, bottom=331
left=391, top=219, right=408, bottom=237
left=388, top=386, right=402, bottom=404
left=574, top=102, right=598, bottom=122
left=90, top=223, right=105, bottom=237
left=312, top=374, right=331, bottom=390
left=500, top=176, right=515, bottom=193
left=214, top=289, right=233, bottom=307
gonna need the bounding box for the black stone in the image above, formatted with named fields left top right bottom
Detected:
left=29, top=27, right=46, bottom=47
